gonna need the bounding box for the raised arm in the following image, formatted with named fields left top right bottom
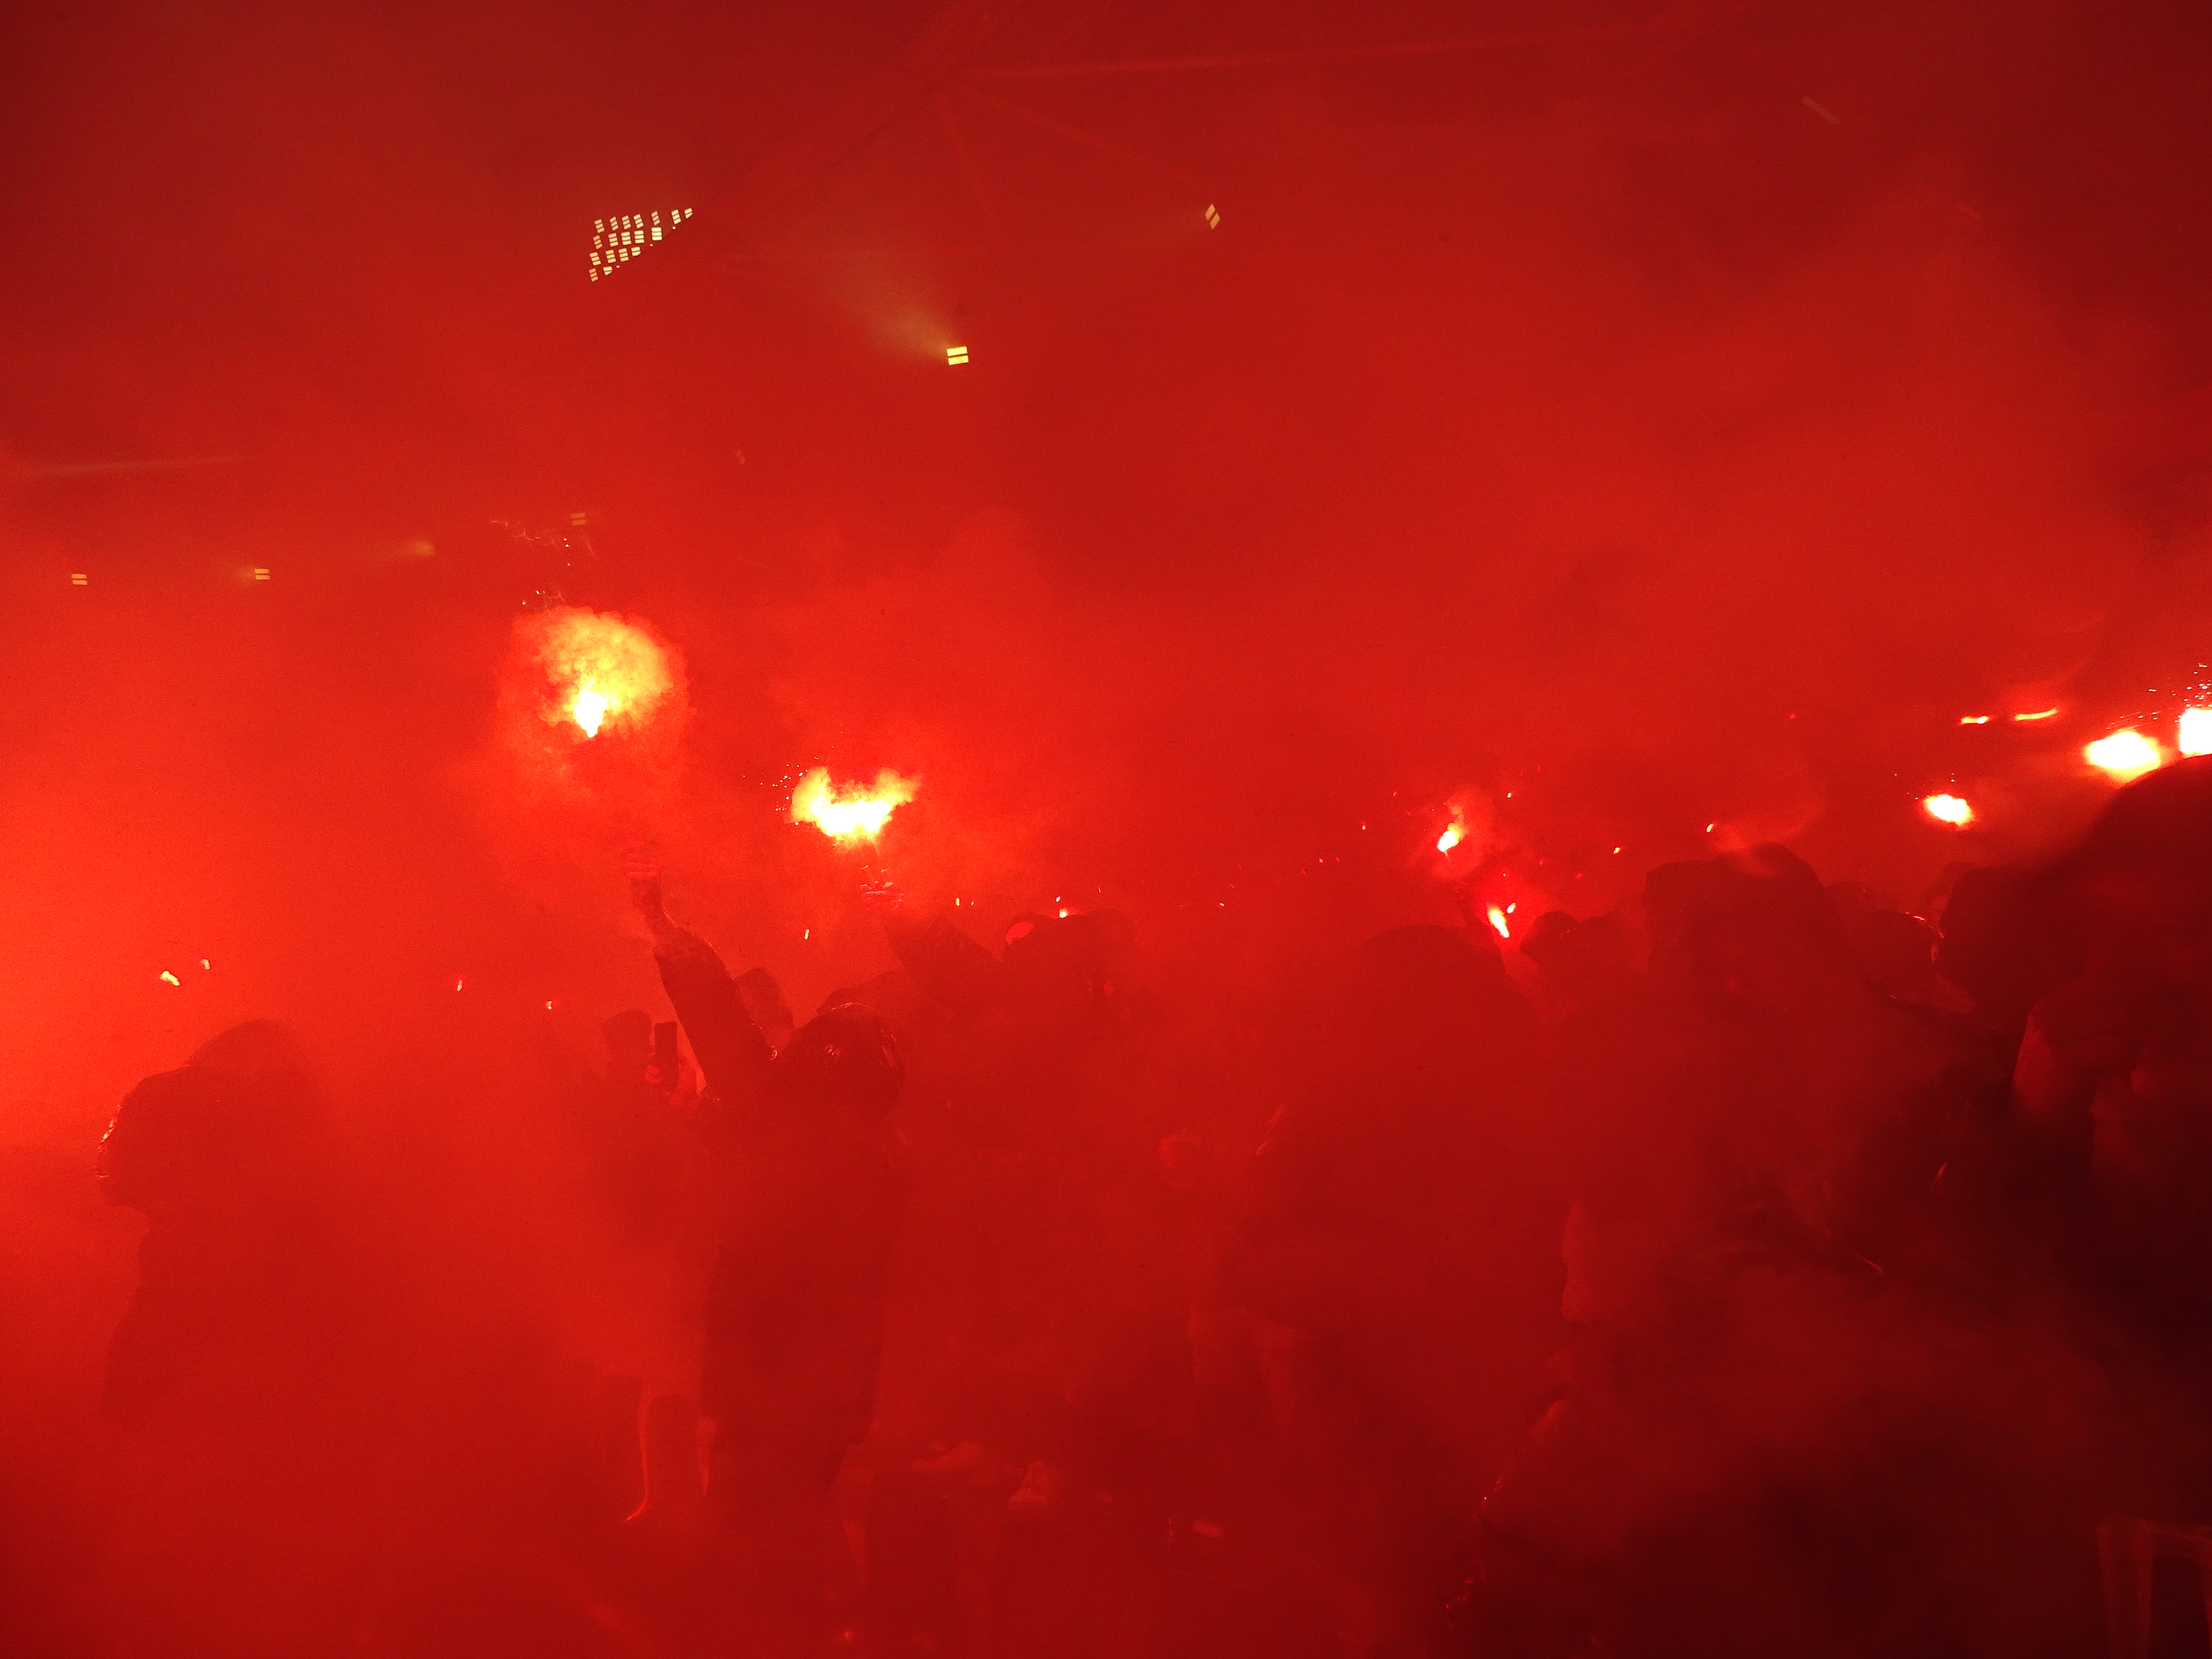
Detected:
left=627, top=850, right=774, bottom=1113
left=864, top=880, right=1003, bottom=1017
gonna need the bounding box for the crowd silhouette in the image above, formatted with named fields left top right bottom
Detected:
left=72, top=756, right=2212, bottom=1657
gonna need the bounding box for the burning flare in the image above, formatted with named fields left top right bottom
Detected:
left=1437, top=824, right=1464, bottom=855
left=2179, top=707, right=2212, bottom=759
left=2085, top=729, right=2163, bottom=782
left=536, top=609, right=675, bottom=739
left=791, top=768, right=917, bottom=843
left=1922, top=793, right=1973, bottom=826
left=1485, top=904, right=1511, bottom=940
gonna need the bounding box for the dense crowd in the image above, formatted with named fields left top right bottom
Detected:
left=76, top=756, right=2212, bottom=1658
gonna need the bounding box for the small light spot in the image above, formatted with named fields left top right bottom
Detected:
left=70, top=573, right=88, bottom=586
left=251, top=568, right=270, bottom=581
left=199, top=958, right=210, bottom=969
left=945, top=344, right=970, bottom=365
left=1202, top=203, right=1221, bottom=229
left=159, top=970, right=180, bottom=987
left=1959, top=715, right=1991, bottom=725
left=2014, top=708, right=2059, bottom=722
left=454, top=975, right=465, bottom=991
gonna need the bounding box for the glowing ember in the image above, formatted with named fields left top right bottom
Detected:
left=535, top=609, right=675, bottom=739
left=1959, top=715, right=1991, bottom=726
left=1485, top=905, right=1511, bottom=940
left=2180, top=707, right=2212, bottom=758
left=1922, top=793, right=1974, bottom=826
left=1436, top=824, right=1463, bottom=854
left=791, top=767, right=917, bottom=842
left=158, top=970, right=180, bottom=987
left=2085, top=729, right=2162, bottom=781
left=2014, top=708, right=2058, bottom=722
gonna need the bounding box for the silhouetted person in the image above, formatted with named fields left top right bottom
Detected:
left=98, top=1020, right=374, bottom=1656
left=1478, top=847, right=2012, bottom=1659
left=1984, top=758, right=2212, bottom=1467
left=629, top=856, right=909, bottom=1657
left=865, top=885, right=1185, bottom=1659
left=1229, top=923, right=1558, bottom=1656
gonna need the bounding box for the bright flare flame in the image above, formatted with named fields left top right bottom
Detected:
left=1437, top=824, right=1464, bottom=854
left=1485, top=905, right=1511, bottom=940
left=1923, top=793, right=1973, bottom=826
left=536, top=610, right=675, bottom=739
left=2085, top=729, right=2163, bottom=782
left=791, top=767, right=917, bottom=843
left=2180, top=707, right=2212, bottom=758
